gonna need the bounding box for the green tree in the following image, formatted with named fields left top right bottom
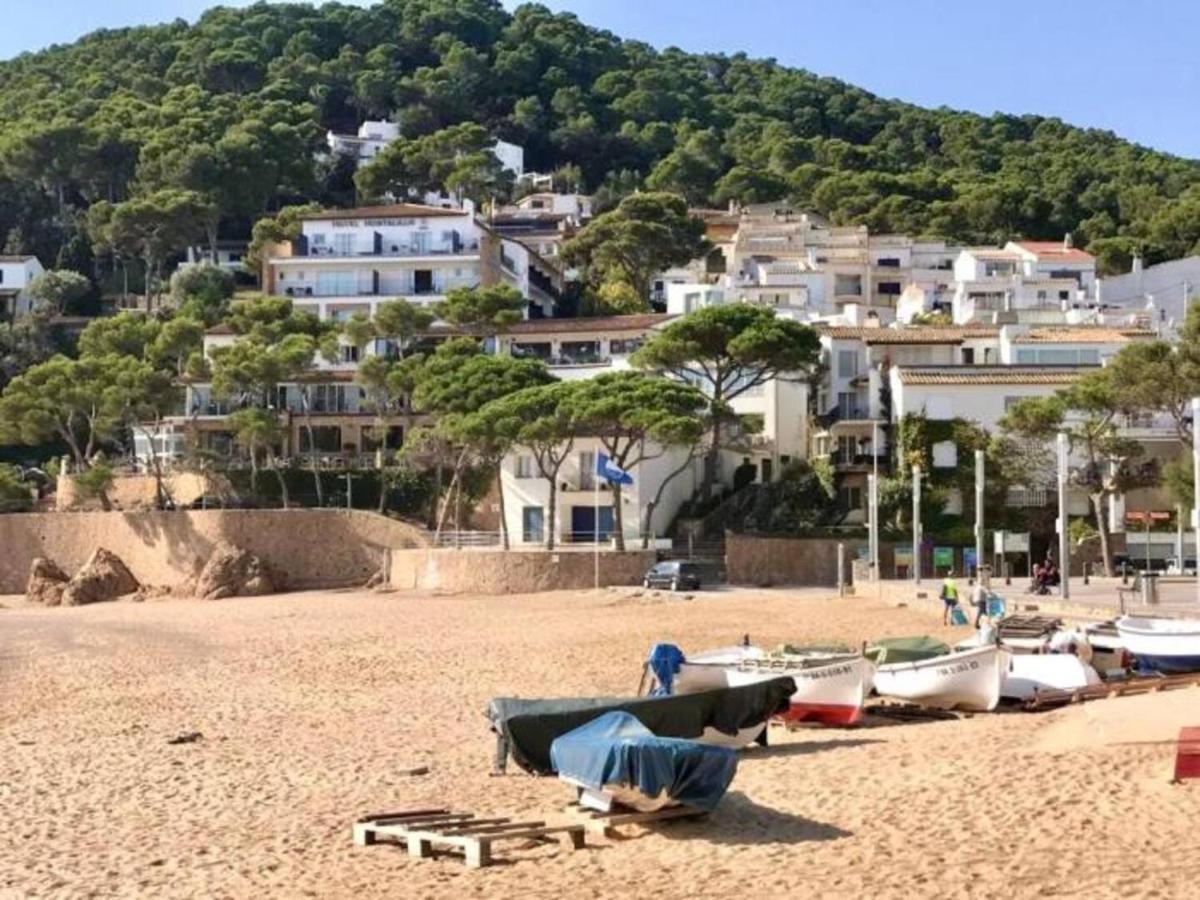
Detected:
left=26, top=269, right=92, bottom=315
left=88, top=190, right=214, bottom=308
left=169, top=263, right=235, bottom=324
left=0, top=463, right=33, bottom=512
left=439, top=284, right=526, bottom=329
left=634, top=305, right=821, bottom=499
left=245, top=203, right=322, bottom=277
left=562, top=371, right=707, bottom=551
left=413, top=339, right=553, bottom=536
left=227, top=407, right=288, bottom=504
left=562, top=192, right=709, bottom=306
left=1000, top=369, right=1156, bottom=576
left=477, top=380, right=580, bottom=549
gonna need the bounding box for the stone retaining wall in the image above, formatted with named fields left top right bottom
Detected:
left=725, top=533, right=853, bottom=587
left=388, top=548, right=656, bottom=594
left=0, top=510, right=429, bottom=593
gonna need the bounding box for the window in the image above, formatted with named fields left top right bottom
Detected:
left=837, top=392, right=862, bottom=419
left=299, top=426, right=342, bottom=453
left=877, top=281, right=902, bottom=296
left=579, top=451, right=596, bottom=490
left=962, top=348, right=975, bottom=365
left=1058, top=290, right=1069, bottom=301
left=838, top=486, right=863, bottom=510
left=333, top=233, right=354, bottom=255
left=834, top=274, right=862, bottom=296
left=837, top=350, right=859, bottom=378
left=876, top=257, right=901, bottom=268
left=311, top=234, right=327, bottom=247
left=932, top=440, right=958, bottom=468
left=522, top=506, right=545, bottom=543
left=515, top=456, right=535, bottom=479
left=1037, top=290, right=1047, bottom=301
left=340, top=345, right=359, bottom=364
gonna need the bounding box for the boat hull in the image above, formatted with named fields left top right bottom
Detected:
left=874, top=645, right=1007, bottom=711
left=683, top=656, right=873, bottom=726
left=1116, top=616, right=1200, bottom=674
left=1001, top=653, right=1101, bottom=700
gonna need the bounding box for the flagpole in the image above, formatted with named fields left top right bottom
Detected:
left=593, top=463, right=600, bottom=590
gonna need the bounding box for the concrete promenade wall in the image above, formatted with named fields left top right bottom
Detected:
left=725, top=534, right=853, bottom=587
left=389, top=548, right=656, bottom=594
left=0, top=510, right=429, bottom=593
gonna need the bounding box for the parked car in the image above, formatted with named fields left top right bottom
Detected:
left=643, top=560, right=701, bottom=591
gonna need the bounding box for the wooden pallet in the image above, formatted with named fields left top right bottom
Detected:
left=565, top=801, right=707, bottom=836
left=353, top=808, right=585, bottom=868
left=1023, top=671, right=1200, bottom=710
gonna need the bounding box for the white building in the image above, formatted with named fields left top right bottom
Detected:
left=260, top=201, right=535, bottom=315
left=501, top=437, right=697, bottom=547
left=326, top=120, right=402, bottom=167
left=1098, top=254, right=1200, bottom=330
left=492, top=139, right=525, bottom=177
left=951, top=240, right=1097, bottom=325
left=0, top=255, right=46, bottom=318
left=183, top=241, right=249, bottom=277
left=495, top=314, right=669, bottom=379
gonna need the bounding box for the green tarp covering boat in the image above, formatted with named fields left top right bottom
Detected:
left=864, top=636, right=950, bottom=665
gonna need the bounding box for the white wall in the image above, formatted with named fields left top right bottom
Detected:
left=501, top=438, right=697, bottom=545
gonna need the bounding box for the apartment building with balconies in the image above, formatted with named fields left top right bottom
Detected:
left=951, top=239, right=1098, bottom=325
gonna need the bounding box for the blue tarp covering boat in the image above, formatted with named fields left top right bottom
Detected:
left=550, top=711, right=738, bottom=812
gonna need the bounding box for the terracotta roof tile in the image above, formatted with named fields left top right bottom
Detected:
left=298, top=203, right=467, bottom=222
left=1011, top=327, right=1155, bottom=343
left=896, top=365, right=1094, bottom=386
left=818, top=325, right=999, bottom=344
left=504, top=314, right=675, bottom=335
left=1012, top=241, right=1095, bottom=263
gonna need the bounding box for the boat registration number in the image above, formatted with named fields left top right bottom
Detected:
left=934, top=660, right=980, bottom=676
left=797, top=664, right=854, bottom=681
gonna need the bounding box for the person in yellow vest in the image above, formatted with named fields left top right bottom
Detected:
left=940, top=571, right=960, bottom=624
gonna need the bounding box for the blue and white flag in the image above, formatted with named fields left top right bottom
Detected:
left=597, top=453, right=634, bottom=486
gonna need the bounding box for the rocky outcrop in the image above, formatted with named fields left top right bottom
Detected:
left=61, top=548, right=140, bottom=606
left=26, top=558, right=69, bottom=606
left=192, top=542, right=277, bottom=600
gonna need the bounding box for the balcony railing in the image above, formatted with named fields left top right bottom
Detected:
left=301, top=242, right=479, bottom=259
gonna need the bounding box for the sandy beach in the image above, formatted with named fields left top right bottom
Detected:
left=2, top=585, right=1198, bottom=899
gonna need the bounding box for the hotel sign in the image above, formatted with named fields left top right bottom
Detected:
left=331, top=218, right=418, bottom=228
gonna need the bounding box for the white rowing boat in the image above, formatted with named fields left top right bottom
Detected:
left=671, top=646, right=873, bottom=726
left=1115, top=616, right=1200, bottom=674
left=1000, top=653, right=1101, bottom=700
left=873, top=644, right=1008, bottom=711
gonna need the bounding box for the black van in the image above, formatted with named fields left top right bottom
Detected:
left=643, top=560, right=701, bottom=591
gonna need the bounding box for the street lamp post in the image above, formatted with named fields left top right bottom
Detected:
left=912, top=464, right=922, bottom=584
left=1192, top=397, right=1200, bottom=602
left=975, top=449, right=985, bottom=583
left=1057, top=431, right=1070, bottom=600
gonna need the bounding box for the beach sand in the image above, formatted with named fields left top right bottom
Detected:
left=2, top=585, right=1198, bottom=899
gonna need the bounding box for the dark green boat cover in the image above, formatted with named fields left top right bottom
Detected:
left=487, top=676, right=796, bottom=775
left=774, top=643, right=855, bottom=657
left=865, top=636, right=950, bottom=665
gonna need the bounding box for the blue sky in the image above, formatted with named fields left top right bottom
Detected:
left=4, top=0, right=1199, bottom=159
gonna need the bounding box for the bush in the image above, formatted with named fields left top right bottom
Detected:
left=170, top=264, right=235, bottom=323
left=0, top=463, right=32, bottom=512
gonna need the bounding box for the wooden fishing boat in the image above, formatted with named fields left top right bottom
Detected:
left=666, top=645, right=872, bottom=726
left=1115, top=616, right=1200, bottom=674
left=872, top=644, right=1008, bottom=711
left=1000, top=653, right=1101, bottom=700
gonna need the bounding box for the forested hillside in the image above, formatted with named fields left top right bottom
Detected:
left=2, top=0, right=1199, bottom=277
